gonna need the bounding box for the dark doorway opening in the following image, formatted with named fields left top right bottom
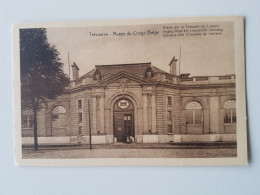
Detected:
left=113, top=98, right=134, bottom=142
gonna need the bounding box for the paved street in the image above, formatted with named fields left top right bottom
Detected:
left=22, top=143, right=237, bottom=158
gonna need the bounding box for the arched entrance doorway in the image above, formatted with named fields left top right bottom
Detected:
left=113, top=98, right=135, bottom=142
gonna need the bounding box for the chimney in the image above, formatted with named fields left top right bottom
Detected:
left=71, top=62, right=79, bottom=80
left=169, top=56, right=178, bottom=75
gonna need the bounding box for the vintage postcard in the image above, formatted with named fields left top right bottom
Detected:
left=13, top=16, right=247, bottom=166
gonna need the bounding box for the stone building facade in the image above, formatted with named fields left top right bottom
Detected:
left=21, top=57, right=236, bottom=145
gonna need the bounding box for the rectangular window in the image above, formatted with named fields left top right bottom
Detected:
left=185, top=110, right=202, bottom=124
left=232, top=108, right=236, bottom=123
left=185, top=110, right=193, bottom=124
left=168, top=125, right=173, bottom=133
left=167, top=111, right=173, bottom=133
left=52, top=115, right=58, bottom=120
left=167, top=96, right=172, bottom=106
left=224, top=109, right=231, bottom=123
left=78, top=99, right=82, bottom=109
left=224, top=108, right=236, bottom=123
left=79, top=126, right=82, bottom=135
left=77, top=99, right=83, bottom=132
left=78, top=112, right=82, bottom=123
left=21, top=115, right=34, bottom=128
left=194, top=110, right=202, bottom=124
left=21, top=116, right=28, bottom=128
left=28, top=116, right=34, bottom=128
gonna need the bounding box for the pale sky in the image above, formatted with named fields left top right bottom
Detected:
left=47, top=22, right=235, bottom=78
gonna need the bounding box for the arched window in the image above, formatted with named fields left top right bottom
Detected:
left=185, top=101, right=202, bottom=124
left=52, top=106, right=66, bottom=128
left=224, top=100, right=236, bottom=123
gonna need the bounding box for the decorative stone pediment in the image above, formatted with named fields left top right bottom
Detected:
left=95, top=72, right=151, bottom=87
left=108, top=77, right=139, bottom=87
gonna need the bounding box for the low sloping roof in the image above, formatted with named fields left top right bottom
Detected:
left=77, top=62, right=171, bottom=81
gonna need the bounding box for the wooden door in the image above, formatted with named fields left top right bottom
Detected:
left=123, top=114, right=134, bottom=138
left=114, top=113, right=124, bottom=142
left=114, top=112, right=134, bottom=142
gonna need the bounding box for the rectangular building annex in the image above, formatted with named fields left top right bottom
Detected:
left=21, top=57, right=236, bottom=145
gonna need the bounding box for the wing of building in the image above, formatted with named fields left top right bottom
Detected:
left=21, top=57, right=236, bottom=145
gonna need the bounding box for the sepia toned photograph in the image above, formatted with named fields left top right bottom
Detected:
left=13, top=16, right=247, bottom=166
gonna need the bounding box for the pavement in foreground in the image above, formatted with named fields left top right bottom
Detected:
left=22, top=142, right=237, bottom=158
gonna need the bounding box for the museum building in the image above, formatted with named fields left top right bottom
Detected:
left=21, top=57, right=237, bottom=145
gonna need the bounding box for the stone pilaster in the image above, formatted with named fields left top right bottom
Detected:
left=92, top=95, right=96, bottom=133
left=143, top=93, right=148, bottom=133
left=218, top=108, right=225, bottom=133
left=99, top=95, right=105, bottom=134
left=147, top=93, right=152, bottom=131
left=209, top=95, right=219, bottom=133
left=104, top=108, right=111, bottom=135
left=151, top=93, right=157, bottom=133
